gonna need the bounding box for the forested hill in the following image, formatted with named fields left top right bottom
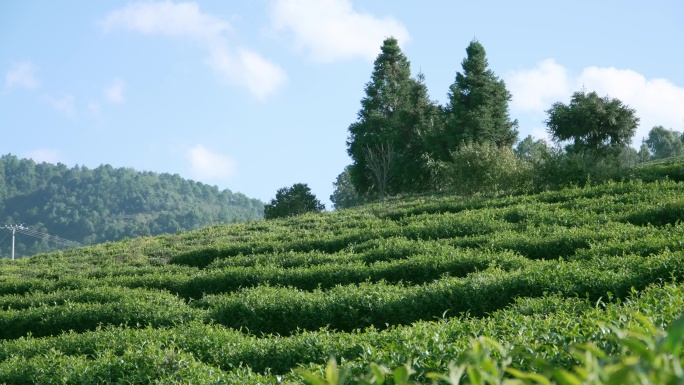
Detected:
left=0, top=154, right=263, bottom=258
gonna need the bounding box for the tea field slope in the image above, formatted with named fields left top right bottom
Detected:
left=1, top=179, right=683, bottom=384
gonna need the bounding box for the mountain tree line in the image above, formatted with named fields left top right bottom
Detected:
left=0, top=155, right=263, bottom=258
left=330, top=37, right=680, bottom=209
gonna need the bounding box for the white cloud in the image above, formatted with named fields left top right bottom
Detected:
left=506, top=59, right=570, bottom=113
left=186, top=144, right=237, bottom=181
left=270, top=0, right=410, bottom=62
left=100, top=0, right=229, bottom=43
left=101, top=1, right=286, bottom=99
left=23, top=148, right=64, bottom=164
left=104, top=79, right=126, bottom=103
left=207, top=47, right=287, bottom=101
left=5, top=61, right=39, bottom=89
left=576, top=67, right=684, bottom=140
left=506, top=60, right=684, bottom=144
left=46, top=95, right=76, bottom=117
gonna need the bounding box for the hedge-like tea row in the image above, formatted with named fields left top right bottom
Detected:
left=170, top=181, right=684, bottom=268
left=206, top=249, right=358, bottom=269
left=0, top=281, right=681, bottom=382
left=181, top=248, right=526, bottom=299
left=0, top=286, right=164, bottom=311
left=0, top=287, right=200, bottom=339
left=0, top=344, right=238, bottom=385
left=1, top=179, right=683, bottom=383
left=0, top=276, right=94, bottom=297
left=200, top=250, right=684, bottom=335
left=1, top=223, right=681, bottom=302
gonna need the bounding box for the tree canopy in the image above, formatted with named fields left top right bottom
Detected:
left=442, top=40, right=519, bottom=152
left=264, top=183, right=325, bottom=219
left=339, top=38, right=663, bottom=201
left=330, top=166, right=363, bottom=210
left=346, top=37, right=438, bottom=196
left=545, top=90, right=639, bottom=157
left=645, top=126, right=684, bottom=160
left=0, top=154, right=263, bottom=258
left=514, top=135, right=552, bottom=163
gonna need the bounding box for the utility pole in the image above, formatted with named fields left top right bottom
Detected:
left=2, top=224, right=27, bottom=260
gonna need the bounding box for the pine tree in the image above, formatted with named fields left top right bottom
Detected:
left=346, top=37, right=438, bottom=195
left=443, top=40, right=518, bottom=154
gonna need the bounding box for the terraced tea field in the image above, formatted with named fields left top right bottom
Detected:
left=1, top=180, right=683, bottom=384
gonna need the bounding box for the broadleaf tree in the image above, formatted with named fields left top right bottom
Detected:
left=514, top=135, right=552, bottom=163
left=638, top=142, right=652, bottom=163
left=545, top=90, right=639, bottom=157
left=330, top=166, right=363, bottom=210
left=264, top=183, right=325, bottom=219
left=442, top=40, right=519, bottom=156
left=347, top=37, right=439, bottom=196
left=645, top=126, right=684, bottom=160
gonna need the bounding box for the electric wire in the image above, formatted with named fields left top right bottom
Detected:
left=14, top=227, right=83, bottom=247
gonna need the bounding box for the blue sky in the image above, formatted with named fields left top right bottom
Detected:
left=2, top=1, right=683, bottom=208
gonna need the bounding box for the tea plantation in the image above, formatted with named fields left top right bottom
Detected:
left=1, top=179, right=684, bottom=384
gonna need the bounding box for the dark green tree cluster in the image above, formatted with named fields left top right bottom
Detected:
left=343, top=37, right=519, bottom=201
left=442, top=40, right=519, bottom=150
left=0, top=154, right=263, bottom=258
left=545, top=90, right=639, bottom=157
left=330, top=166, right=364, bottom=210
left=346, top=37, right=439, bottom=196
left=333, top=38, right=678, bottom=207
left=643, top=125, right=684, bottom=160
left=264, top=183, right=325, bottom=219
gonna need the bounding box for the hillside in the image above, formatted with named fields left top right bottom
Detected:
left=0, top=179, right=684, bottom=383
left=0, top=154, right=264, bottom=258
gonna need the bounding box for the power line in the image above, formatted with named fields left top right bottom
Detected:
left=1, top=223, right=83, bottom=260
left=14, top=227, right=83, bottom=248
left=1, top=224, right=27, bottom=260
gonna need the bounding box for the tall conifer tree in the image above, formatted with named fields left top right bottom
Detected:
left=347, top=37, right=438, bottom=195
left=443, top=40, right=518, bottom=154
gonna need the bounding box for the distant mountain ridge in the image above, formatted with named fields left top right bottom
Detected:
left=0, top=154, right=263, bottom=258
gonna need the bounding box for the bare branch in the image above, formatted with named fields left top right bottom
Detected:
left=363, top=142, right=394, bottom=198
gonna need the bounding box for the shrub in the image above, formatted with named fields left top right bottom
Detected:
left=431, top=142, right=532, bottom=196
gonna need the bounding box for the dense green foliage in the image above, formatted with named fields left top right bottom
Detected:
left=330, top=166, right=365, bottom=210
left=0, top=176, right=683, bottom=383
left=264, top=183, right=325, bottom=219
left=645, top=125, right=684, bottom=160
left=346, top=37, right=438, bottom=196
left=431, top=142, right=532, bottom=195
left=339, top=38, right=676, bottom=206
left=630, top=156, right=684, bottom=182
left=441, top=40, right=519, bottom=151
left=545, top=90, right=639, bottom=157
left=0, top=154, right=263, bottom=258
left=344, top=38, right=519, bottom=200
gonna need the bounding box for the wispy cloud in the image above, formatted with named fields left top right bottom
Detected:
left=5, top=61, right=40, bottom=89
left=45, top=95, right=76, bottom=117
left=506, top=60, right=684, bottom=143
left=23, top=148, right=65, bottom=164
left=186, top=144, right=237, bottom=181
left=269, top=0, right=410, bottom=62
left=104, top=79, right=126, bottom=103
left=100, top=0, right=229, bottom=42
left=206, top=47, right=287, bottom=101
left=100, top=1, right=286, bottom=100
